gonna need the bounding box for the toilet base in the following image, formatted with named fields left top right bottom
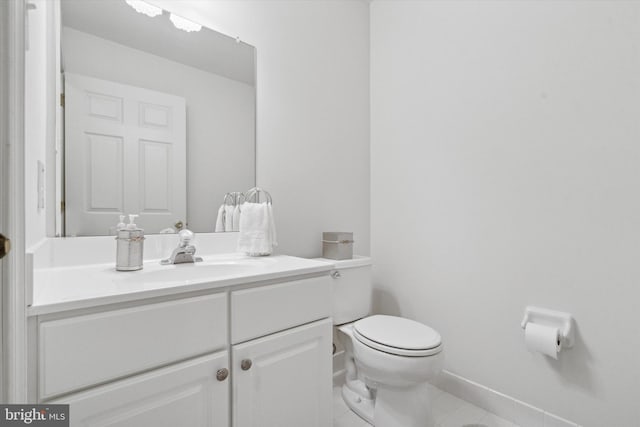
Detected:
left=341, top=383, right=374, bottom=425
left=342, top=381, right=435, bottom=427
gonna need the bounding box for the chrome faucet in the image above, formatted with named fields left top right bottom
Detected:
left=161, top=229, right=203, bottom=265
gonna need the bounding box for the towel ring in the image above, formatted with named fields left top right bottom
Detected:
left=244, top=187, right=272, bottom=204
left=223, top=192, right=245, bottom=206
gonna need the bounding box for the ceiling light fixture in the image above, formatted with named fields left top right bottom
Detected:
left=169, top=13, right=202, bottom=33
left=125, top=0, right=162, bottom=18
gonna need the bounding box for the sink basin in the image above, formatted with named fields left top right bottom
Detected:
left=122, top=264, right=247, bottom=283
left=117, top=256, right=273, bottom=284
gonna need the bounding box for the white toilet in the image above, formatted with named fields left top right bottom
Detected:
left=318, top=256, right=443, bottom=427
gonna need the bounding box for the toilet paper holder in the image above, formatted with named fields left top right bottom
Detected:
left=520, top=306, right=574, bottom=348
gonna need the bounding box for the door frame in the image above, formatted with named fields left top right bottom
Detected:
left=1, top=0, right=28, bottom=403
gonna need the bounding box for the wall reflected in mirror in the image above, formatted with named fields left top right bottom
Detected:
left=60, top=0, right=256, bottom=236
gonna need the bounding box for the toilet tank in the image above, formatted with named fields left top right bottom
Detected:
left=314, top=256, right=372, bottom=325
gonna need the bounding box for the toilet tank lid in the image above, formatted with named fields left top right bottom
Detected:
left=312, top=255, right=371, bottom=269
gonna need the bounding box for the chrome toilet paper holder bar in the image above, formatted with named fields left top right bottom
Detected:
left=520, top=306, right=575, bottom=348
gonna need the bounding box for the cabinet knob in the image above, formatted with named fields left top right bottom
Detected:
left=240, top=359, right=252, bottom=371
left=216, top=368, right=229, bottom=381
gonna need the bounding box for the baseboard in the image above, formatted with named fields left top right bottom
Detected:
left=434, top=370, right=581, bottom=427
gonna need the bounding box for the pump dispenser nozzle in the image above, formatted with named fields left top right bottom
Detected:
left=127, top=214, right=139, bottom=230
left=116, top=215, right=126, bottom=231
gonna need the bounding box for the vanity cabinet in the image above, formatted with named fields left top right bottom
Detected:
left=32, top=274, right=332, bottom=427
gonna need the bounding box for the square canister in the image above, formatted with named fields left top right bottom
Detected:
left=322, top=232, right=354, bottom=260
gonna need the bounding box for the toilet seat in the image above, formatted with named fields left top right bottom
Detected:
left=353, top=315, right=442, bottom=357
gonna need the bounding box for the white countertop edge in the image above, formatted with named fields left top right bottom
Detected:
left=28, top=262, right=333, bottom=317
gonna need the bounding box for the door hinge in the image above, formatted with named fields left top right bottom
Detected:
left=60, top=93, right=65, bottom=108
left=60, top=200, right=65, bottom=213
left=0, top=234, right=11, bottom=259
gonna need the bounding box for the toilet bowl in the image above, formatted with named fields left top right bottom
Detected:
left=315, top=256, right=444, bottom=427
left=338, top=316, right=443, bottom=427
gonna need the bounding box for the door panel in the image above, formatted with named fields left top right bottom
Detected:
left=139, top=139, right=171, bottom=212
left=86, top=133, right=124, bottom=211
left=87, top=91, right=123, bottom=121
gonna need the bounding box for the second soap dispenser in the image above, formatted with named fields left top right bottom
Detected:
left=115, top=214, right=145, bottom=271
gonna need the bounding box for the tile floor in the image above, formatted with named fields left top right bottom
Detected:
left=333, top=383, right=519, bottom=427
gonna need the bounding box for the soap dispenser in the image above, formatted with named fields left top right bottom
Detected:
left=115, top=214, right=145, bottom=271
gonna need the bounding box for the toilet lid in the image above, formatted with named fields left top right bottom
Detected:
left=353, top=315, right=442, bottom=356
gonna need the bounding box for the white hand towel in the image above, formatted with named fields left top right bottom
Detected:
left=215, top=204, right=225, bottom=232
left=224, top=205, right=234, bottom=232
left=232, top=205, right=241, bottom=232
left=268, top=204, right=277, bottom=248
left=237, top=202, right=277, bottom=255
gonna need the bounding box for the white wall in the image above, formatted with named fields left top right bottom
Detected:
left=150, top=0, right=371, bottom=257
left=371, top=1, right=640, bottom=426
left=62, top=27, right=255, bottom=232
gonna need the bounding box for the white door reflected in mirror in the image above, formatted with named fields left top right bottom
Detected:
left=65, top=73, right=186, bottom=236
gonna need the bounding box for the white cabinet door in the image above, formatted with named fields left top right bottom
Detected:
left=65, top=73, right=186, bottom=236
left=232, top=318, right=332, bottom=427
left=49, top=352, right=229, bottom=427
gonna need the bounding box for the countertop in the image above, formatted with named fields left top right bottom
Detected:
left=29, top=253, right=334, bottom=316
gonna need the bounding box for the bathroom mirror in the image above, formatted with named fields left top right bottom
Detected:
left=59, top=0, right=256, bottom=236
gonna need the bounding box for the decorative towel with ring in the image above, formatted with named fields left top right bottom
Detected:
left=237, top=187, right=277, bottom=256
left=215, top=192, right=244, bottom=232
